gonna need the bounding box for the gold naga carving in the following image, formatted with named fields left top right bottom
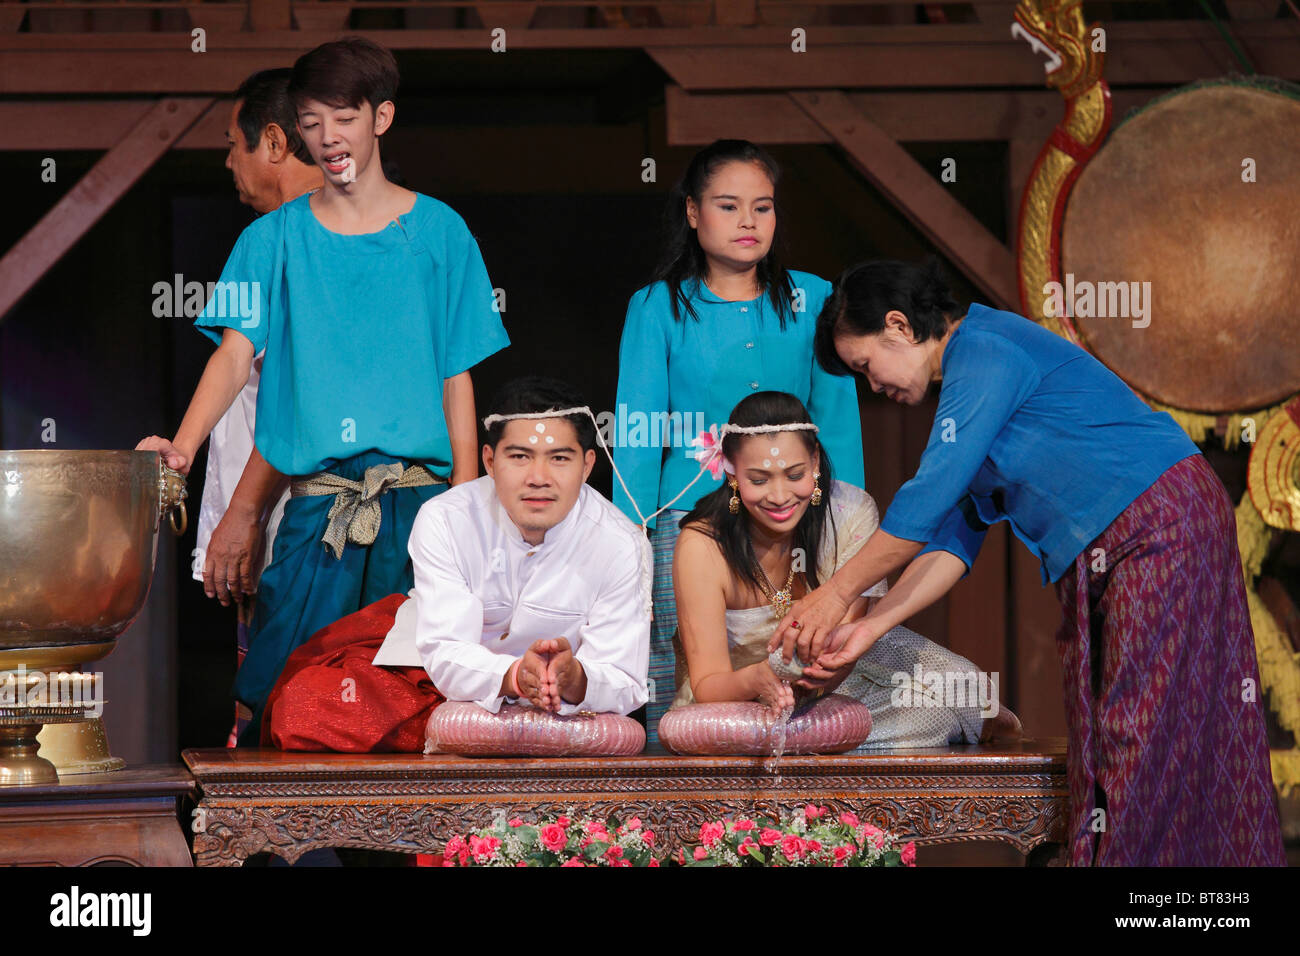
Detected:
left=1011, top=0, right=1300, bottom=794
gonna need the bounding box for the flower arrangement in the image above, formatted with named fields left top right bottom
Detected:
left=677, top=805, right=917, bottom=867
left=441, top=811, right=662, bottom=867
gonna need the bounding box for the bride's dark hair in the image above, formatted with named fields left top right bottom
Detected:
left=679, top=392, right=835, bottom=595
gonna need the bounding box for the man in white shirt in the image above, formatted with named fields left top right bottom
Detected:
left=187, top=68, right=323, bottom=747
left=261, top=377, right=651, bottom=751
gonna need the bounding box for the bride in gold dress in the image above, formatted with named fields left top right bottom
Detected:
left=670, top=391, right=1020, bottom=748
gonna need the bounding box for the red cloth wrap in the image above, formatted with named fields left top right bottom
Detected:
left=263, top=593, right=444, bottom=752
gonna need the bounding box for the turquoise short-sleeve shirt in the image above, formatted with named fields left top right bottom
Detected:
left=195, top=192, right=509, bottom=477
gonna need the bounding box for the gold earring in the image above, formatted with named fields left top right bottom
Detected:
left=811, top=472, right=823, bottom=506
left=728, top=478, right=740, bottom=514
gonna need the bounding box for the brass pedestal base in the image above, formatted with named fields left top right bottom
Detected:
left=0, top=716, right=83, bottom=786
left=38, top=718, right=125, bottom=775
left=0, top=671, right=105, bottom=785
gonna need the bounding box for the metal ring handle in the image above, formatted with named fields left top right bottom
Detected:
left=169, top=499, right=188, bottom=537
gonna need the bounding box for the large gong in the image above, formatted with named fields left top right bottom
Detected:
left=1060, top=82, right=1300, bottom=412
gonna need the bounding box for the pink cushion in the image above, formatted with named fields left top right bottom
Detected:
left=425, top=702, right=646, bottom=757
left=658, top=694, right=873, bottom=755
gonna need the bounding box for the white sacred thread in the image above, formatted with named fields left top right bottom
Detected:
left=481, top=408, right=821, bottom=614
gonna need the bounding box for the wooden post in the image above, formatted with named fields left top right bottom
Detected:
left=0, top=98, right=214, bottom=323
left=789, top=89, right=1020, bottom=310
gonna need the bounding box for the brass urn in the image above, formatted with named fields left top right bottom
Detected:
left=0, top=450, right=186, bottom=785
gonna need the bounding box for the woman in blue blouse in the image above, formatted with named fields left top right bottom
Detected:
left=613, top=140, right=864, bottom=744
left=771, top=258, right=1284, bottom=866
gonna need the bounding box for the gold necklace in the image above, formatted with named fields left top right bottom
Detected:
left=757, top=560, right=798, bottom=621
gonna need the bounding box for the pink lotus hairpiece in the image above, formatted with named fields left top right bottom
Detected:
left=690, top=426, right=729, bottom=479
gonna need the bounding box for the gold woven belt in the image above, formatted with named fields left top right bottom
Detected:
left=290, top=462, right=445, bottom=559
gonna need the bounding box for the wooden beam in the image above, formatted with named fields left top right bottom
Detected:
left=0, top=22, right=1293, bottom=92
left=0, top=98, right=213, bottom=322
left=665, top=86, right=1167, bottom=146
left=645, top=21, right=1299, bottom=89
left=1006, top=137, right=1041, bottom=256
left=0, top=86, right=1166, bottom=151
left=789, top=89, right=1019, bottom=310
left=0, top=99, right=228, bottom=151
left=249, top=0, right=293, bottom=32
left=947, top=523, right=1010, bottom=700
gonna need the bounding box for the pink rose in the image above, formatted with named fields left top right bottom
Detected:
left=557, top=815, right=571, bottom=827
left=737, top=837, right=758, bottom=857
left=805, top=840, right=822, bottom=854
left=833, top=845, right=851, bottom=862
left=626, top=817, right=642, bottom=830
left=469, top=835, right=500, bottom=861
left=780, top=835, right=805, bottom=860
left=861, top=823, right=882, bottom=843
left=561, top=858, right=586, bottom=867
left=641, top=830, right=656, bottom=847
left=804, top=804, right=825, bottom=820
left=444, top=835, right=466, bottom=858
left=901, top=842, right=916, bottom=866
left=515, top=861, right=528, bottom=867
left=616, top=858, right=632, bottom=867
left=759, top=828, right=783, bottom=847
left=838, top=812, right=860, bottom=828
left=508, top=818, right=524, bottom=828
left=693, top=846, right=709, bottom=861
left=699, top=821, right=726, bottom=847
left=732, top=819, right=756, bottom=832
left=539, top=823, right=568, bottom=852
left=873, top=832, right=885, bottom=850
left=604, top=845, right=624, bottom=861
left=584, top=821, right=610, bottom=839
left=648, top=857, right=660, bottom=867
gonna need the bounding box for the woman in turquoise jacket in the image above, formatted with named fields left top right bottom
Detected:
left=613, top=139, right=864, bottom=744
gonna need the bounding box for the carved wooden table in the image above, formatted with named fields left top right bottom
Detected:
left=0, top=764, right=195, bottom=866
left=183, top=739, right=1069, bottom=866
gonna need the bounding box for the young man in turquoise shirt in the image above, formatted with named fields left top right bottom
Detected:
left=139, top=38, right=509, bottom=742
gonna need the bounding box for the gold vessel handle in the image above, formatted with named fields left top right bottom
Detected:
left=158, top=460, right=189, bottom=537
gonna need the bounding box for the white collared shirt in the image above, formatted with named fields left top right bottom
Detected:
left=372, top=476, right=650, bottom=716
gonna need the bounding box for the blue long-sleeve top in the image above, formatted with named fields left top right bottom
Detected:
left=613, top=272, right=864, bottom=529
left=880, top=304, right=1199, bottom=584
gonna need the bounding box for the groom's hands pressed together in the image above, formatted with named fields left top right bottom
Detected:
left=540, top=638, right=587, bottom=711
left=502, top=638, right=588, bottom=712
left=505, top=641, right=552, bottom=710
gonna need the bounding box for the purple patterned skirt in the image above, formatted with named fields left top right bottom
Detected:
left=1054, top=453, right=1285, bottom=866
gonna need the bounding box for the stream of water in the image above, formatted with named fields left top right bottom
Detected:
left=762, top=687, right=794, bottom=787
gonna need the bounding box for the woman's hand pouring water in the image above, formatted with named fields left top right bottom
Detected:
left=749, top=660, right=795, bottom=717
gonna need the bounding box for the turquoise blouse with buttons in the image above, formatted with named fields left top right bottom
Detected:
left=194, top=191, right=510, bottom=478
left=613, top=272, right=864, bottom=529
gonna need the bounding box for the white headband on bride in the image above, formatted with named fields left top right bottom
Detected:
left=484, top=406, right=818, bottom=516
